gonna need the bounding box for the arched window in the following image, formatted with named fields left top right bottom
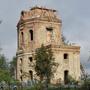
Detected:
left=29, top=30, right=33, bottom=41
left=46, top=27, right=53, bottom=43
left=29, top=57, right=33, bottom=62
left=64, top=53, right=68, bottom=59
left=20, top=58, right=22, bottom=64
left=21, top=32, right=24, bottom=44
left=64, top=70, right=69, bottom=84
left=20, top=69, right=22, bottom=74
left=29, top=70, right=33, bottom=80
left=20, top=76, right=23, bottom=81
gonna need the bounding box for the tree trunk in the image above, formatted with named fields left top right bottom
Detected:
left=44, top=78, right=49, bottom=90
left=39, top=76, right=43, bottom=90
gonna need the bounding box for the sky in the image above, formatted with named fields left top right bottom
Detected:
left=0, top=0, right=90, bottom=74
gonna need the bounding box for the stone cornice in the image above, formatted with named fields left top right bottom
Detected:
left=46, top=44, right=80, bottom=53
left=17, top=18, right=61, bottom=28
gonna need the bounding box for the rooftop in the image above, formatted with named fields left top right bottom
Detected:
left=30, top=6, right=57, bottom=12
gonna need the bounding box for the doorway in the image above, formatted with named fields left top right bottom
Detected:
left=64, top=70, right=69, bottom=84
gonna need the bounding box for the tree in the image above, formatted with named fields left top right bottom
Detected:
left=61, top=34, right=70, bottom=45
left=67, top=75, right=78, bottom=85
left=0, top=57, right=11, bottom=82
left=0, top=54, right=8, bottom=70
left=0, top=50, right=12, bottom=86
left=34, top=44, right=58, bottom=90
left=0, top=69, right=11, bottom=83
left=9, top=56, right=17, bottom=78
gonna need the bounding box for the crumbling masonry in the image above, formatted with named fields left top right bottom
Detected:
left=16, top=7, right=81, bottom=84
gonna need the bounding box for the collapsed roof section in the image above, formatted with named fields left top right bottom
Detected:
left=17, top=6, right=62, bottom=27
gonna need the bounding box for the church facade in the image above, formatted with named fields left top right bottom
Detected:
left=16, top=7, right=81, bottom=84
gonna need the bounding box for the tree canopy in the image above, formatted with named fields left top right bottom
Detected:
left=9, top=56, right=17, bottom=77
left=0, top=54, right=8, bottom=70
left=0, top=49, right=11, bottom=83
left=34, top=44, right=58, bottom=83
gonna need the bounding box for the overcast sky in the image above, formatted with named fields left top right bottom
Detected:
left=0, top=0, right=90, bottom=74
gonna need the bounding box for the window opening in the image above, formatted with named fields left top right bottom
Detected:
left=29, top=30, right=33, bottom=41
left=20, top=69, right=22, bottom=74
left=46, top=27, right=53, bottom=31
left=29, top=57, right=33, bottom=62
left=20, top=76, right=23, bottom=81
left=21, top=11, right=24, bottom=16
left=46, top=27, right=53, bottom=42
left=64, top=53, right=68, bottom=59
left=21, top=32, right=24, bottom=44
left=64, top=70, right=69, bottom=84
left=29, top=70, right=33, bottom=80
left=20, top=58, right=22, bottom=64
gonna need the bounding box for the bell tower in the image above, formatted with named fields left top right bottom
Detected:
left=16, top=6, right=80, bottom=84
left=16, top=6, right=62, bottom=82
left=17, top=7, right=62, bottom=52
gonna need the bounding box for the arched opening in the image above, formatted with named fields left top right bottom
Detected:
left=29, top=30, right=33, bottom=41
left=20, top=76, right=23, bottom=82
left=64, top=53, right=68, bottom=59
left=46, top=27, right=53, bottom=43
left=21, top=32, right=24, bottom=45
left=20, top=58, right=22, bottom=64
left=29, top=70, right=33, bottom=80
left=29, top=57, right=33, bottom=62
left=21, top=11, right=24, bottom=16
left=20, top=69, right=22, bottom=74
left=64, top=70, right=69, bottom=84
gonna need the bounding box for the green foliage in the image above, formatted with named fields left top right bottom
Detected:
left=0, top=50, right=12, bottom=83
left=81, top=74, right=90, bottom=87
left=29, top=83, right=43, bottom=90
left=68, top=76, right=78, bottom=85
left=61, top=34, right=71, bottom=45
left=9, top=56, right=17, bottom=77
left=0, top=68, right=11, bottom=83
left=0, top=54, right=8, bottom=70
left=34, top=44, right=58, bottom=90
left=62, top=34, right=66, bottom=44
left=10, top=56, right=17, bottom=67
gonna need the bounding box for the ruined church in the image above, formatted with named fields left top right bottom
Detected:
left=16, top=7, right=81, bottom=84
